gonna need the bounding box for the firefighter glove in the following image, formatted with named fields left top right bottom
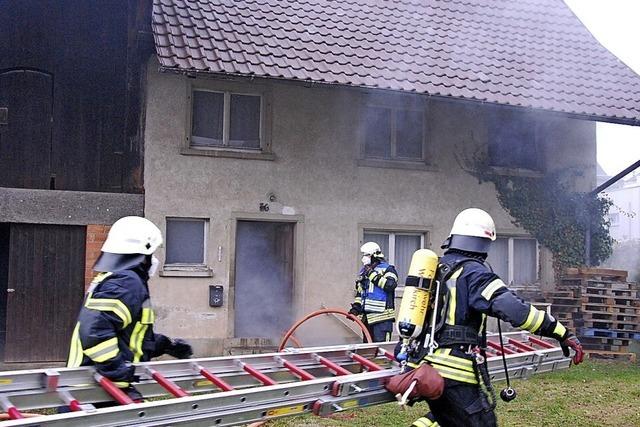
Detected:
left=349, top=303, right=363, bottom=316
left=122, top=385, right=144, bottom=403
left=560, top=334, right=584, bottom=365
left=166, top=339, right=193, bottom=359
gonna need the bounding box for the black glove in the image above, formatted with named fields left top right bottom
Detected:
left=121, top=385, right=144, bottom=403
left=166, top=338, right=193, bottom=359
left=560, top=334, right=584, bottom=365
left=363, top=264, right=374, bottom=277
left=349, top=303, right=363, bottom=317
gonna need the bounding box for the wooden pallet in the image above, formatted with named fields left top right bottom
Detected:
left=563, top=267, right=628, bottom=281
left=584, top=350, right=637, bottom=363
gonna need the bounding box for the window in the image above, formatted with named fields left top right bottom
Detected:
left=363, top=231, right=426, bottom=284
left=488, top=109, right=542, bottom=171
left=190, top=90, right=261, bottom=150
left=486, top=236, right=538, bottom=285
left=609, top=212, right=619, bottom=226
left=165, top=218, right=207, bottom=265
left=362, top=105, right=425, bottom=161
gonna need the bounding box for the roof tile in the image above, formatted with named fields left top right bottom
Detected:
left=152, top=0, right=640, bottom=124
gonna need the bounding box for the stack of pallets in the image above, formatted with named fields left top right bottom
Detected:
left=545, top=268, right=640, bottom=354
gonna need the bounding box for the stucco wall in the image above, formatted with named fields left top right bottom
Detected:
left=143, top=61, right=596, bottom=355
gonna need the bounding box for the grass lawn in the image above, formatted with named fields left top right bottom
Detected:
left=266, top=360, right=640, bottom=426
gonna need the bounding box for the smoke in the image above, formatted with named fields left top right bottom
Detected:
left=234, top=221, right=294, bottom=345
left=600, top=240, right=640, bottom=282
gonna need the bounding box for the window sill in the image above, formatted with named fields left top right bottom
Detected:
left=489, top=166, right=543, bottom=178
left=160, top=265, right=214, bottom=278
left=181, top=146, right=275, bottom=161
left=358, top=158, right=438, bottom=172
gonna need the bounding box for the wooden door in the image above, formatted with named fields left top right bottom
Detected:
left=0, top=69, right=53, bottom=189
left=4, top=224, right=86, bottom=362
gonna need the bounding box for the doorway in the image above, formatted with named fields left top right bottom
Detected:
left=1, top=223, right=86, bottom=362
left=0, top=69, right=54, bottom=189
left=234, top=221, right=295, bottom=342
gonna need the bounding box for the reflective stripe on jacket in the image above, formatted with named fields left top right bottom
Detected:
left=419, top=251, right=569, bottom=384
left=354, top=261, right=398, bottom=324
left=67, top=268, right=168, bottom=385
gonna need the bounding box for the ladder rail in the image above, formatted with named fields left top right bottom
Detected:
left=0, top=333, right=569, bottom=426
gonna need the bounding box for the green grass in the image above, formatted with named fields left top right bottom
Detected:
left=265, top=360, right=640, bottom=427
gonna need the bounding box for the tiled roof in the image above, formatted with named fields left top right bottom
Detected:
left=153, top=0, right=640, bottom=125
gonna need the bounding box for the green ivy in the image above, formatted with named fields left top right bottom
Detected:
left=460, top=153, right=613, bottom=275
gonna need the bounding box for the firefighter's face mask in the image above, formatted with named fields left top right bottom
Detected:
left=148, top=255, right=160, bottom=277
left=361, top=255, right=372, bottom=266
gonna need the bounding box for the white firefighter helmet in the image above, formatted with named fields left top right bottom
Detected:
left=360, top=241, right=383, bottom=257
left=94, top=216, right=163, bottom=272
left=444, top=208, right=496, bottom=254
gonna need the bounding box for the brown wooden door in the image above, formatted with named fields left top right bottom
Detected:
left=4, top=224, right=86, bottom=362
left=0, top=69, right=53, bottom=189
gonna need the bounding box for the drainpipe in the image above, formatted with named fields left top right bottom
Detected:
left=585, top=159, right=640, bottom=265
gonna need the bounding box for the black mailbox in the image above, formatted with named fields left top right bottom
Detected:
left=209, top=285, right=224, bottom=307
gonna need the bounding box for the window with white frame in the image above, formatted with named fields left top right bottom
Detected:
left=190, top=89, right=262, bottom=150
left=486, top=236, right=538, bottom=285
left=363, top=230, right=427, bottom=284
left=165, top=218, right=208, bottom=266
left=361, top=105, right=426, bottom=161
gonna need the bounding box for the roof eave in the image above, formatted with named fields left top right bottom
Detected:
left=158, top=66, right=640, bottom=128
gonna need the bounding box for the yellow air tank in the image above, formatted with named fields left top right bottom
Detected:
left=396, top=249, right=439, bottom=342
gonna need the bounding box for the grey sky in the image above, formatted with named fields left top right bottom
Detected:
left=564, top=0, right=640, bottom=176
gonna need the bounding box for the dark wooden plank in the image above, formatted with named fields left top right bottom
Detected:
left=0, top=0, right=146, bottom=193
left=0, top=70, right=53, bottom=189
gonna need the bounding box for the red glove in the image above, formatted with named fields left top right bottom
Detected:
left=384, top=364, right=444, bottom=400
left=560, top=334, right=584, bottom=365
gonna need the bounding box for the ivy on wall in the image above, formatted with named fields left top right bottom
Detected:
left=458, top=151, right=613, bottom=275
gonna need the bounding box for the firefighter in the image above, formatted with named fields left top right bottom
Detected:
left=67, top=216, right=193, bottom=399
left=349, top=242, right=398, bottom=342
left=398, top=208, right=584, bottom=427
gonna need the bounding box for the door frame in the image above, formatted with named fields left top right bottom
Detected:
left=228, top=212, right=304, bottom=339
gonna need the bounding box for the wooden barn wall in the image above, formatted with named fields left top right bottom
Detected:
left=0, top=0, right=149, bottom=193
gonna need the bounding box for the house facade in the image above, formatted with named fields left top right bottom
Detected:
left=143, top=0, right=640, bottom=355
left=143, top=63, right=598, bottom=353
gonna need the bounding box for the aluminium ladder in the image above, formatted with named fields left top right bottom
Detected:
left=0, top=331, right=571, bottom=426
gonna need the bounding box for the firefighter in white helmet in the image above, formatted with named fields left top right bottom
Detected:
left=397, top=208, right=583, bottom=427
left=66, top=216, right=193, bottom=401
left=349, top=241, right=399, bottom=342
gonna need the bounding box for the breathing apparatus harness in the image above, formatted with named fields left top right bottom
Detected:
left=396, top=249, right=516, bottom=404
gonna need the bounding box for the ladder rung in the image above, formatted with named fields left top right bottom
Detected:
left=527, top=336, right=556, bottom=349
left=379, top=349, right=396, bottom=361
left=349, top=353, right=383, bottom=371
left=279, top=358, right=316, bottom=381
left=240, top=362, right=277, bottom=386
left=508, top=338, right=536, bottom=352
left=315, top=355, right=351, bottom=376
left=0, top=396, right=23, bottom=420
left=147, top=368, right=189, bottom=398
left=95, top=374, right=134, bottom=405
left=487, top=340, right=516, bottom=355
left=195, top=365, right=235, bottom=391
left=59, top=391, right=83, bottom=412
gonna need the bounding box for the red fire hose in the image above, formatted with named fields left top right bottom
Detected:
left=278, top=308, right=372, bottom=351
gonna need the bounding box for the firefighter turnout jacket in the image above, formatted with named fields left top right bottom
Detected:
left=412, top=251, right=570, bottom=385
left=354, top=261, right=398, bottom=325
left=67, top=268, right=170, bottom=386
